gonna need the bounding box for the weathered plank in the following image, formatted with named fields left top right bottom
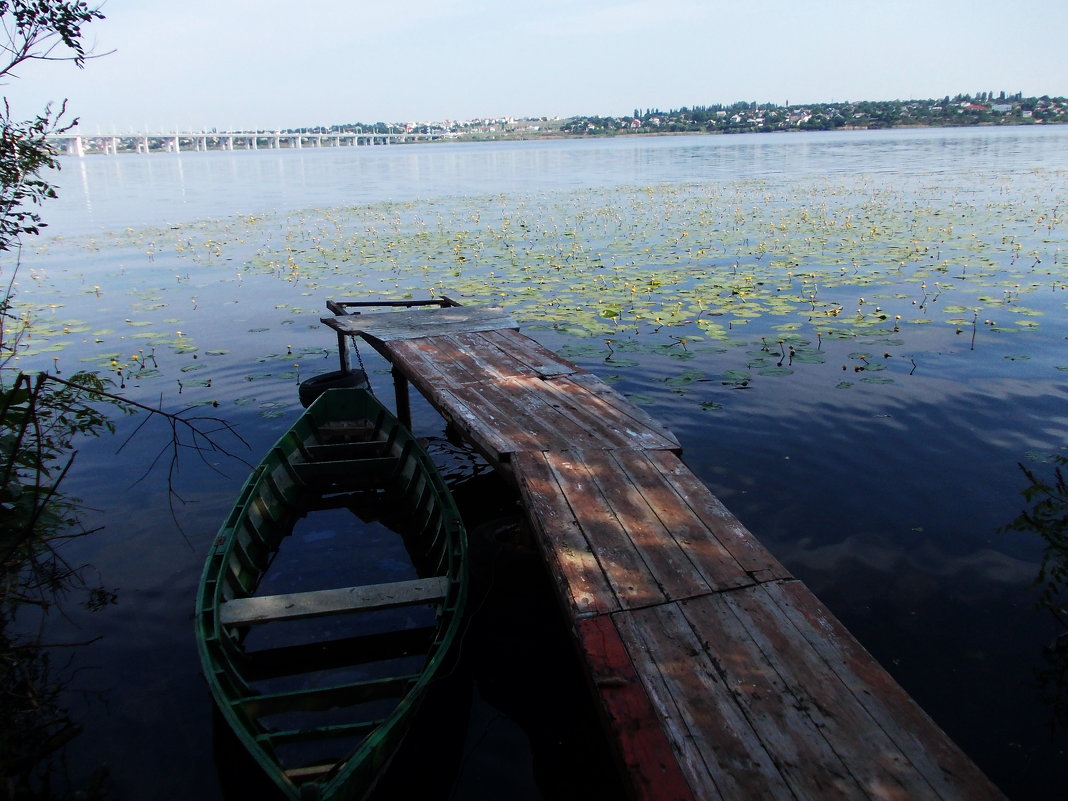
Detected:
left=383, top=359, right=678, bottom=461
left=292, top=456, right=401, bottom=486
left=558, top=449, right=713, bottom=604
left=515, top=374, right=680, bottom=452
left=522, top=449, right=667, bottom=609
left=563, top=373, right=681, bottom=451
left=614, top=602, right=800, bottom=801
left=627, top=593, right=875, bottom=800
left=513, top=449, right=784, bottom=612
left=645, top=450, right=793, bottom=582
left=388, top=334, right=536, bottom=387
left=615, top=450, right=790, bottom=589
left=418, top=383, right=520, bottom=466
left=219, top=576, right=449, bottom=626
left=510, top=450, right=618, bottom=616
left=465, top=378, right=616, bottom=451
left=680, top=589, right=899, bottom=799
left=576, top=615, right=696, bottom=801
left=765, top=580, right=1006, bottom=801
left=322, top=305, right=516, bottom=343
left=477, top=327, right=585, bottom=377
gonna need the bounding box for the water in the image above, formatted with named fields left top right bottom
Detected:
left=9, top=126, right=1068, bottom=800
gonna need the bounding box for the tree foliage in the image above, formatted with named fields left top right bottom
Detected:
left=0, top=5, right=110, bottom=798
left=0, top=1, right=104, bottom=253
left=0, top=0, right=103, bottom=72
left=0, top=101, right=67, bottom=249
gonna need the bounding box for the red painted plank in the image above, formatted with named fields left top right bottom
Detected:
left=577, top=615, right=696, bottom=801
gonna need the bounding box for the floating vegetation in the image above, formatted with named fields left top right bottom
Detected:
left=9, top=166, right=1067, bottom=416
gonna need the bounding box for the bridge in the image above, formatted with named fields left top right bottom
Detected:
left=52, top=129, right=449, bottom=156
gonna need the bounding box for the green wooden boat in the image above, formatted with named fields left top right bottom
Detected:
left=195, top=388, right=467, bottom=801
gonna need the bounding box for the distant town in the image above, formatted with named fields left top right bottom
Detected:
left=66, top=93, right=1067, bottom=154
left=551, top=92, right=1068, bottom=136
left=307, top=92, right=1068, bottom=139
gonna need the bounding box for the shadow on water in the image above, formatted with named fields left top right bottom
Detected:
left=371, top=469, right=624, bottom=801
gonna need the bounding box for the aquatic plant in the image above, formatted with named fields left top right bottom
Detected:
left=1004, top=456, right=1068, bottom=612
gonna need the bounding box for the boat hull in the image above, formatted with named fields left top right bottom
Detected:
left=195, top=388, right=467, bottom=801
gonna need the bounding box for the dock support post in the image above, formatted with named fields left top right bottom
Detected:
left=335, top=331, right=352, bottom=374
left=393, top=369, right=412, bottom=430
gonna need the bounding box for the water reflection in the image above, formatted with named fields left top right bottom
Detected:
left=1003, top=455, right=1068, bottom=729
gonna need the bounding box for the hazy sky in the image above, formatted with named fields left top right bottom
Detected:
left=4, top=0, right=1066, bottom=133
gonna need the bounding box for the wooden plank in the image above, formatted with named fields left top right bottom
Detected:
left=576, top=615, right=696, bottom=801
left=563, top=373, right=682, bottom=451
left=537, top=451, right=668, bottom=609
left=219, top=576, right=449, bottom=626
left=640, top=592, right=872, bottom=799
left=241, top=675, right=415, bottom=717
left=611, top=450, right=789, bottom=591
left=485, top=377, right=634, bottom=451
left=511, top=450, right=618, bottom=616
left=292, top=456, right=400, bottom=485
left=614, top=603, right=798, bottom=801
left=381, top=332, right=678, bottom=456
left=322, top=305, right=517, bottom=343
left=241, top=627, right=437, bottom=682
left=452, top=330, right=568, bottom=379
left=570, top=449, right=713, bottom=604
left=387, top=334, right=535, bottom=387
left=416, top=375, right=616, bottom=456
left=682, top=589, right=918, bottom=800
left=305, top=440, right=389, bottom=461
left=766, top=581, right=1007, bottom=801
left=433, top=380, right=553, bottom=453
left=414, top=374, right=676, bottom=456
left=644, top=450, right=792, bottom=582
left=284, top=764, right=334, bottom=781
left=413, top=383, right=518, bottom=467
left=316, top=420, right=375, bottom=439
left=477, top=328, right=584, bottom=377
left=519, top=374, right=681, bottom=452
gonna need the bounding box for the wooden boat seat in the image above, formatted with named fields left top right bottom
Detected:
left=304, top=440, right=390, bottom=461
left=291, top=455, right=402, bottom=485
left=316, top=420, right=376, bottom=440
left=220, top=576, right=449, bottom=627
left=284, top=764, right=335, bottom=782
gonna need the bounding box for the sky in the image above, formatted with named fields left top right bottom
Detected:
left=3, top=0, right=1067, bottom=133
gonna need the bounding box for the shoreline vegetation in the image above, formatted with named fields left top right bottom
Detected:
left=68, top=92, right=1068, bottom=154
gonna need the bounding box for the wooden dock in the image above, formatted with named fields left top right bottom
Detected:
left=322, top=303, right=1006, bottom=801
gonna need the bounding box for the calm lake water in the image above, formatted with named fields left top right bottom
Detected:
left=10, top=126, right=1068, bottom=799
